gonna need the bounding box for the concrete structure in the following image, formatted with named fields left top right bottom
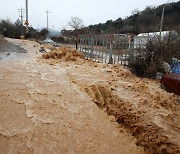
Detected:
left=134, top=30, right=178, bottom=48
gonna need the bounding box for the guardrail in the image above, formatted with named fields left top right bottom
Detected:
left=78, top=34, right=134, bottom=65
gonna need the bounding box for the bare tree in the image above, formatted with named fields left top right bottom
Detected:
left=68, top=17, right=83, bottom=30
left=68, top=17, right=83, bottom=49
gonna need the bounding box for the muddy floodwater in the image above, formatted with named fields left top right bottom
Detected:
left=0, top=38, right=179, bottom=154
left=0, top=38, right=145, bottom=153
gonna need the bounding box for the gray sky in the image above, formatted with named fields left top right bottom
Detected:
left=0, top=0, right=179, bottom=31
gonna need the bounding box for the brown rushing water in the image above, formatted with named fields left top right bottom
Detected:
left=0, top=38, right=145, bottom=153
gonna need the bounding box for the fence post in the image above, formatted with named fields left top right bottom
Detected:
left=102, top=36, right=105, bottom=63
left=109, top=42, right=113, bottom=64
left=114, top=54, right=116, bottom=64
left=128, top=42, right=134, bottom=63
left=94, top=36, right=97, bottom=61
left=102, top=36, right=104, bottom=62
left=82, top=36, right=84, bottom=51
left=105, top=37, right=107, bottom=63
left=128, top=34, right=134, bottom=63
left=84, top=35, right=87, bottom=59
left=118, top=54, right=120, bottom=64
left=87, top=36, right=90, bottom=59
left=90, top=35, right=94, bottom=59
left=98, top=37, right=101, bottom=62
left=79, top=35, right=82, bottom=51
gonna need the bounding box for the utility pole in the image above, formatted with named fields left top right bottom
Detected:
left=160, top=5, right=165, bottom=37
left=45, top=9, right=51, bottom=31
left=25, top=0, right=29, bottom=34
left=26, top=0, right=28, bottom=24
left=18, top=7, right=24, bottom=36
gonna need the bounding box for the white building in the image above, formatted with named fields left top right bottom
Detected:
left=134, top=30, right=178, bottom=48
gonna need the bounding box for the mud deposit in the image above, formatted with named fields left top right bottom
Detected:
left=42, top=47, right=84, bottom=61
left=85, top=83, right=180, bottom=153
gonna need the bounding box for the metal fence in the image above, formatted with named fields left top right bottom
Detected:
left=78, top=34, right=134, bottom=65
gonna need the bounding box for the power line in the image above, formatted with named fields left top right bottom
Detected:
left=18, top=7, right=25, bottom=36
left=6, top=0, right=19, bottom=7
left=36, top=0, right=46, bottom=9
left=28, top=1, right=44, bottom=28
left=0, top=0, right=19, bottom=19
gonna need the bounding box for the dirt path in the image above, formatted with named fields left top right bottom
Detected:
left=0, top=38, right=144, bottom=153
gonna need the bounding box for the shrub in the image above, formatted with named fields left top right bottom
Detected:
left=129, top=32, right=180, bottom=78
left=51, top=36, right=65, bottom=43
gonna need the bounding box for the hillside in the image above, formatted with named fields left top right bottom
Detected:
left=87, top=1, right=180, bottom=34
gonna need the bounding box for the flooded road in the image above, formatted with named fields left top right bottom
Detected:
left=0, top=38, right=144, bottom=153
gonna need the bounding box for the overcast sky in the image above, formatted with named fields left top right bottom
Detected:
left=0, top=0, right=179, bottom=31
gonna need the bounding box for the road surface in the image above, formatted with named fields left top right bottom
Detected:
left=0, top=38, right=144, bottom=153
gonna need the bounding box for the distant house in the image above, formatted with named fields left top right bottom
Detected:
left=134, top=30, right=178, bottom=48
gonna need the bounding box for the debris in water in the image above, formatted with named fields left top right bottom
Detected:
left=42, top=47, right=84, bottom=61
left=39, top=47, right=47, bottom=53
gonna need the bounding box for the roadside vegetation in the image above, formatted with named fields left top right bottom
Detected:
left=0, top=18, right=36, bottom=39
left=85, top=1, right=180, bottom=35
left=128, top=33, right=180, bottom=78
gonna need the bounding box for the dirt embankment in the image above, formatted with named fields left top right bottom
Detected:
left=0, top=37, right=26, bottom=54
left=41, top=48, right=180, bottom=154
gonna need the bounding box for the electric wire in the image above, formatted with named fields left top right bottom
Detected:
left=28, top=1, right=45, bottom=28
